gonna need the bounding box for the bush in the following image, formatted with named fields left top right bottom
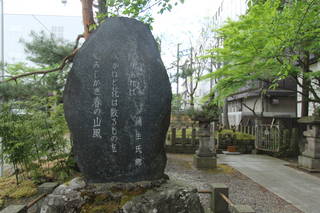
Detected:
left=0, top=96, right=74, bottom=184
left=216, top=129, right=255, bottom=141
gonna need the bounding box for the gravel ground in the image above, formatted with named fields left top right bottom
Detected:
left=165, top=154, right=303, bottom=213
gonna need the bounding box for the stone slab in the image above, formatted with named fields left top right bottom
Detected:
left=222, top=151, right=241, bottom=155
left=193, top=155, right=217, bottom=169
left=298, top=155, right=320, bottom=171
left=38, top=182, right=59, bottom=194
left=0, top=205, right=27, bottom=213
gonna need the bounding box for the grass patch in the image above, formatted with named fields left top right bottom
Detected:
left=202, top=164, right=236, bottom=174
left=0, top=176, right=38, bottom=202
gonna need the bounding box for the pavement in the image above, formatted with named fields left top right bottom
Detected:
left=219, top=154, right=320, bottom=213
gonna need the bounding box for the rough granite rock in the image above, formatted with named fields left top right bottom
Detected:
left=63, top=17, right=171, bottom=183
left=39, top=178, right=204, bottom=213
left=40, top=177, right=86, bottom=213
left=121, top=183, right=204, bottom=213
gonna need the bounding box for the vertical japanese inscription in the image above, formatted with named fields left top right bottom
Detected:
left=128, top=53, right=146, bottom=168
left=111, top=61, right=120, bottom=153
left=92, top=56, right=102, bottom=139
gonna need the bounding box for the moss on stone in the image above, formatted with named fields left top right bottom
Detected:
left=203, top=164, right=235, bottom=174
left=80, top=186, right=147, bottom=213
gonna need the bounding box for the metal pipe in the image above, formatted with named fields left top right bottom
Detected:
left=0, top=0, right=3, bottom=78
left=0, top=0, right=3, bottom=178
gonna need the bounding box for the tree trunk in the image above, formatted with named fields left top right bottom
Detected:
left=301, top=77, right=310, bottom=117
left=80, top=0, right=95, bottom=39
left=301, top=52, right=310, bottom=117
left=223, top=98, right=230, bottom=129
left=190, top=95, right=194, bottom=110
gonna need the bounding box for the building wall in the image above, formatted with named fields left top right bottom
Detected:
left=3, top=14, right=82, bottom=65
left=267, top=96, right=296, bottom=115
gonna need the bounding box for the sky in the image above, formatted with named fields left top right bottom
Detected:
left=4, top=0, right=220, bottom=66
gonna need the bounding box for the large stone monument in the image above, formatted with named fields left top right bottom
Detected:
left=63, top=17, right=171, bottom=183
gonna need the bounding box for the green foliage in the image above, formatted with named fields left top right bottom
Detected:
left=171, top=94, right=184, bottom=113
left=2, top=31, right=72, bottom=101
left=20, top=31, right=73, bottom=67
left=97, top=0, right=185, bottom=26
left=0, top=96, right=73, bottom=183
left=205, top=0, right=320, bottom=102
left=187, top=98, right=220, bottom=122
left=216, top=129, right=255, bottom=141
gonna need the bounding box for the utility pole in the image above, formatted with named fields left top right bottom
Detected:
left=1, top=0, right=3, bottom=80
left=176, top=43, right=181, bottom=95
left=0, top=0, right=4, bottom=177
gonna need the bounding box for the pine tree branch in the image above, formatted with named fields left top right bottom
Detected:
left=1, top=49, right=78, bottom=83
left=1, top=33, right=84, bottom=83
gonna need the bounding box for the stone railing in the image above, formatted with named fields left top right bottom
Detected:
left=165, top=127, right=199, bottom=154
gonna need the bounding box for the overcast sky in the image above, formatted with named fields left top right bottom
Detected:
left=4, top=0, right=220, bottom=66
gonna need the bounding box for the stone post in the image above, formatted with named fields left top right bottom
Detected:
left=209, top=183, right=229, bottom=213
left=298, top=116, right=320, bottom=171
left=193, top=121, right=217, bottom=169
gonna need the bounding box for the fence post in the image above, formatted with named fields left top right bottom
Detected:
left=182, top=128, right=186, bottom=145
left=191, top=128, right=196, bottom=146
left=209, top=183, right=229, bottom=213
left=171, top=128, right=176, bottom=146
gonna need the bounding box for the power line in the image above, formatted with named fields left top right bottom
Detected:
left=31, top=14, right=52, bottom=34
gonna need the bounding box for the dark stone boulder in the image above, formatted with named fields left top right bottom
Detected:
left=122, top=183, right=204, bottom=213
left=39, top=178, right=204, bottom=213
left=63, top=17, right=171, bottom=183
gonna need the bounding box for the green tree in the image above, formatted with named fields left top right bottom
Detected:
left=0, top=97, right=70, bottom=184
left=81, top=0, right=185, bottom=38
left=205, top=0, right=320, bottom=116
left=21, top=31, right=73, bottom=67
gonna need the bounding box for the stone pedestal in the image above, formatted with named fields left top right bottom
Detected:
left=193, top=125, right=217, bottom=169
left=298, top=117, right=320, bottom=172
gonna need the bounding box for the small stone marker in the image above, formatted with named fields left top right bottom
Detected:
left=64, top=17, right=171, bottom=183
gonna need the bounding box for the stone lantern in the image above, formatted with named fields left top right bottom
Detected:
left=298, top=116, right=320, bottom=171
left=193, top=118, right=217, bottom=169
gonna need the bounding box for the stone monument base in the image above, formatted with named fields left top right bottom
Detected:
left=298, top=155, right=320, bottom=172
left=39, top=177, right=204, bottom=213
left=193, top=155, right=217, bottom=169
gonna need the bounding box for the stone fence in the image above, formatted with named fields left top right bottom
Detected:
left=165, top=127, right=200, bottom=154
